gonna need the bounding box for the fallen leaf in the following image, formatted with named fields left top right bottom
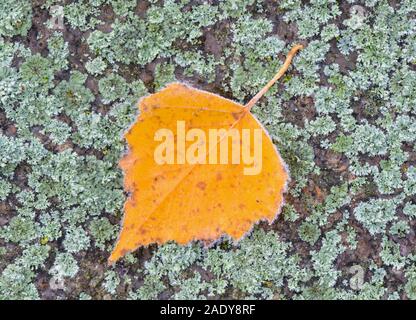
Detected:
left=109, top=44, right=303, bottom=264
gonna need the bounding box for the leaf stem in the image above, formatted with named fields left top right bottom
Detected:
left=244, top=44, right=304, bottom=112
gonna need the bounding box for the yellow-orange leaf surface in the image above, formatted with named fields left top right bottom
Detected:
left=109, top=45, right=303, bottom=264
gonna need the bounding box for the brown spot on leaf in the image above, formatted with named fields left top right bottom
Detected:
left=197, top=181, right=207, bottom=190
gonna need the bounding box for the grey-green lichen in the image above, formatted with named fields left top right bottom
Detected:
left=0, top=0, right=32, bottom=37
left=0, top=0, right=415, bottom=300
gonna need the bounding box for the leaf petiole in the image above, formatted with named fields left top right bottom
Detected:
left=244, top=44, right=304, bottom=112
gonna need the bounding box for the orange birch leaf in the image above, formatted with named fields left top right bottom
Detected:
left=109, top=44, right=304, bottom=264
